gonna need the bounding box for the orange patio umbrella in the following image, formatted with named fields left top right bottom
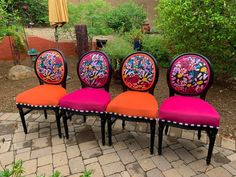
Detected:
left=48, top=0, right=69, bottom=48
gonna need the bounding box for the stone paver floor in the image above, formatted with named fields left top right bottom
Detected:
left=0, top=112, right=236, bottom=177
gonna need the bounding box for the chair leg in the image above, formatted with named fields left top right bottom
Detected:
left=18, top=107, right=27, bottom=134
left=122, top=120, right=125, bottom=129
left=83, top=115, right=86, bottom=123
left=150, top=120, right=156, bottom=154
left=206, top=128, right=218, bottom=165
left=62, top=111, right=69, bottom=139
left=107, top=115, right=112, bottom=146
left=165, top=125, right=169, bottom=135
left=158, top=121, right=165, bottom=155
left=55, top=109, right=62, bottom=138
left=101, top=115, right=106, bottom=146
left=44, top=110, right=47, bottom=119
left=198, top=130, right=201, bottom=140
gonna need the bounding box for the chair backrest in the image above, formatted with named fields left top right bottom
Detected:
left=121, top=52, right=159, bottom=93
left=168, top=53, right=213, bottom=98
left=35, top=49, right=67, bottom=88
left=77, top=51, right=112, bottom=91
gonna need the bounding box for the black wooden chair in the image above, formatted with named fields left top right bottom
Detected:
left=16, top=49, right=68, bottom=137
left=158, top=53, right=220, bottom=164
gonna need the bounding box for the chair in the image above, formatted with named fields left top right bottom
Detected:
left=158, top=53, right=220, bottom=164
left=106, top=52, right=159, bottom=154
left=59, top=51, right=112, bottom=145
left=16, top=49, right=68, bottom=137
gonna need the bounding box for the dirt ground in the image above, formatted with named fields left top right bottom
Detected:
left=0, top=57, right=235, bottom=139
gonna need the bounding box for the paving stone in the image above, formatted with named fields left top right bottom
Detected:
left=13, top=132, right=26, bottom=143
left=113, top=142, right=127, bottom=151
left=53, top=152, right=68, bottom=167
left=51, top=135, right=64, bottom=146
left=138, top=157, right=156, bottom=171
left=169, top=143, right=183, bottom=150
left=0, top=113, right=12, bottom=120
left=164, top=136, right=178, bottom=145
left=174, top=163, right=196, bottom=177
left=194, top=132, right=208, bottom=144
left=31, top=147, right=52, bottom=159
left=0, top=141, right=11, bottom=153
left=79, top=140, right=99, bottom=151
left=151, top=155, right=171, bottom=171
left=227, top=153, right=236, bottom=161
left=206, top=167, right=232, bottom=177
left=103, top=148, right=116, bottom=155
left=162, top=148, right=179, bottom=162
left=27, top=123, right=39, bottom=133
left=26, top=132, right=39, bottom=141
left=67, top=173, right=83, bottom=177
left=54, top=165, right=70, bottom=176
left=38, top=155, right=53, bottom=167
left=37, top=164, right=53, bottom=177
left=134, top=133, right=149, bottom=148
left=135, top=123, right=148, bottom=133
left=52, top=144, right=66, bottom=154
left=0, top=151, right=14, bottom=166
left=39, top=127, right=51, bottom=137
left=163, top=169, right=182, bottom=177
left=188, top=159, right=213, bottom=173
left=107, top=174, right=122, bottom=177
left=0, top=134, right=12, bottom=141
left=175, top=148, right=196, bottom=163
left=169, top=127, right=182, bottom=137
left=86, top=162, right=104, bottom=177
left=13, top=141, right=32, bottom=150
left=32, top=137, right=51, bottom=150
left=69, top=156, right=85, bottom=174
left=190, top=147, right=208, bottom=159
left=39, top=122, right=50, bottom=128
left=25, top=174, right=36, bottom=177
left=181, top=130, right=195, bottom=140
left=193, top=174, right=208, bottom=177
left=67, top=145, right=80, bottom=159
left=120, top=171, right=131, bottom=177
left=102, top=161, right=125, bottom=176
left=126, top=162, right=145, bottom=177
left=84, top=157, right=98, bottom=165
left=133, top=148, right=153, bottom=160
left=223, top=164, right=236, bottom=175
left=65, top=136, right=77, bottom=146
left=212, top=152, right=230, bottom=167
left=228, top=160, right=236, bottom=169
left=221, top=137, right=235, bottom=151
left=125, top=139, right=142, bottom=152
left=23, top=159, right=37, bottom=175
left=215, top=147, right=234, bottom=156
left=117, top=149, right=136, bottom=165
left=98, top=152, right=120, bottom=165
left=125, top=122, right=136, bottom=131
left=115, top=132, right=134, bottom=142
left=17, top=147, right=31, bottom=154
left=15, top=151, right=30, bottom=161
left=146, top=168, right=164, bottom=177
left=177, top=139, right=197, bottom=150
left=81, top=147, right=102, bottom=159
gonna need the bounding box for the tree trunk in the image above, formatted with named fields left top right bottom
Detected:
left=75, top=25, right=89, bottom=58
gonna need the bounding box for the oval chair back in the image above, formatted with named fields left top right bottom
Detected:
left=34, top=49, right=67, bottom=88
left=167, top=53, right=213, bottom=99
left=121, top=52, right=159, bottom=94
left=77, top=51, right=112, bottom=91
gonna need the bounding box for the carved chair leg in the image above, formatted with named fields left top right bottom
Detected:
left=44, top=110, right=47, bottom=119
left=83, top=115, right=86, bottom=123
left=107, top=115, right=112, bottom=146
left=165, top=125, right=169, bottom=135
left=18, top=107, right=27, bottom=134
left=55, top=109, right=62, bottom=138
left=150, top=120, right=156, bottom=154
left=101, top=115, right=106, bottom=146
left=206, top=128, right=218, bottom=165
left=198, top=130, right=201, bottom=140
left=122, top=120, right=125, bottom=129
left=62, top=111, right=69, bottom=139
left=158, top=121, right=165, bottom=155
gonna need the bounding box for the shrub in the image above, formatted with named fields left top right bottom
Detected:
left=156, top=0, right=236, bottom=77
left=142, top=34, right=171, bottom=67
left=102, top=36, right=135, bottom=71
left=105, top=1, right=147, bottom=33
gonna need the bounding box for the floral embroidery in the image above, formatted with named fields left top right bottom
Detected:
left=170, top=55, right=210, bottom=94
left=79, top=52, right=109, bottom=87
left=122, top=54, right=156, bottom=91
left=36, top=51, right=65, bottom=84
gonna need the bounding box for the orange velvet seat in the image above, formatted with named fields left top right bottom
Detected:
left=106, top=91, right=158, bottom=119
left=16, top=84, right=66, bottom=106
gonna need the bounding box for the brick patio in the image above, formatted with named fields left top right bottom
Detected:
left=0, top=112, right=236, bottom=177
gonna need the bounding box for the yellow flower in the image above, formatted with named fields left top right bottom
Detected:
left=200, top=67, right=207, bottom=72
left=187, top=84, right=192, bottom=87
left=197, top=80, right=203, bottom=85
left=94, top=75, right=98, bottom=79
left=142, top=77, right=147, bottom=82
left=177, top=74, right=182, bottom=78
left=89, top=65, right=92, bottom=69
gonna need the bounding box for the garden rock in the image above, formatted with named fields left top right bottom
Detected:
left=8, top=65, right=35, bottom=80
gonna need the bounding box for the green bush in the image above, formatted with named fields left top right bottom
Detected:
left=102, top=36, right=135, bottom=71
left=105, top=1, right=147, bottom=33
left=156, top=0, right=236, bottom=77
left=142, top=35, right=171, bottom=67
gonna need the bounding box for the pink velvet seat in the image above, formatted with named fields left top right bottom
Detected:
left=60, top=88, right=111, bottom=112
left=159, top=96, right=220, bottom=128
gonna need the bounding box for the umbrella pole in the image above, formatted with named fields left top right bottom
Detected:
left=55, top=25, right=59, bottom=49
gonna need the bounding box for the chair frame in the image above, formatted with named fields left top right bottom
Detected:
left=106, top=51, right=159, bottom=154
left=16, top=49, right=68, bottom=138
left=61, top=50, right=112, bottom=145
left=158, top=53, right=218, bottom=164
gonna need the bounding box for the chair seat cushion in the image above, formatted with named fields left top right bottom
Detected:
left=159, top=96, right=220, bottom=127
left=16, top=84, right=66, bottom=106
left=59, top=88, right=111, bottom=112
left=106, top=91, right=158, bottom=119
